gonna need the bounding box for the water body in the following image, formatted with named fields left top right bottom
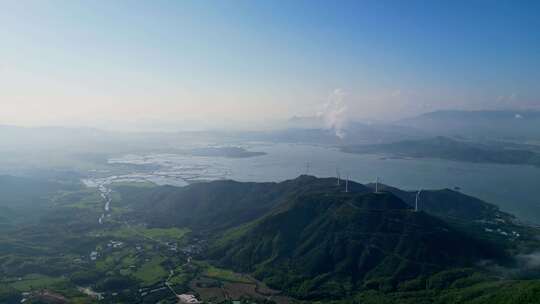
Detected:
left=83, top=180, right=113, bottom=224
left=86, top=143, right=540, bottom=224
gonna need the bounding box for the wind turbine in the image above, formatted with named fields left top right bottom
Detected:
left=345, top=174, right=349, bottom=193
left=375, top=177, right=380, bottom=193
left=336, top=168, right=341, bottom=186
left=415, top=189, right=422, bottom=212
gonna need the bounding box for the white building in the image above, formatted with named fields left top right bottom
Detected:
left=178, top=294, right=201, bottom=304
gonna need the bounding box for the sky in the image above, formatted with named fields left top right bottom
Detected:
left=0, top=0, right=539, bottom=131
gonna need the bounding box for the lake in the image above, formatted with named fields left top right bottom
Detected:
left=93, top=143, right=540, bottom=224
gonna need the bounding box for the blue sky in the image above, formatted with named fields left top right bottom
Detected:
left=0, top=0, right=538, bottom=130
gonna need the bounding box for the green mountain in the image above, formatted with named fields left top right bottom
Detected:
left=0, top=175, right=81, bottom=225
left=111, top=176, right=537, bottom=301
left=0, top=175, right=71, bottom=207
left=365, top=183, right=508, bottom=221
left=118, top=175, right=507, bottom=231
left=1, top=174, right=539, bottom=303
left=207, top=190, right=503, bottom=299
left=115, top=175, right=370, bottom=231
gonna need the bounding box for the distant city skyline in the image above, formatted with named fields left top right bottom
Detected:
left=1, top=0, right=539, bottom=131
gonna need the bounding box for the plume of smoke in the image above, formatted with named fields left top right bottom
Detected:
left=317, top=88, right=348, bottom=139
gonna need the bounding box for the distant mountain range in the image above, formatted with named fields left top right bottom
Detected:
left=2, top=110, right=540, bottom=155
left=398, top=110, right=540, bottom=140
left=342, top=136, right=540, bottom=167
left=231, top=110, right=540, bottom=144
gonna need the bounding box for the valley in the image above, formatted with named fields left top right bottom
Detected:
left=4, top=2, right=539, bottom=302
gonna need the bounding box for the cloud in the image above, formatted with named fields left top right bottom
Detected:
left=497, top=93, right=519, bottom=105
left=480, top=250, right=540, bottom=279
left=516, top=251, right=540, bottom=269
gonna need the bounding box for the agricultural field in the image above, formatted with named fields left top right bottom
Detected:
left=198, top=261, right=253, bottom=284
left=0, top=177, right=281, bottom=304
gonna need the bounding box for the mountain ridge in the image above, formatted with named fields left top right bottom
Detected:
left=207, top=190, right=503, bottom=298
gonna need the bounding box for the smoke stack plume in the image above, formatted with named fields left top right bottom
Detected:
left=318, top=88, right=348, bottom=139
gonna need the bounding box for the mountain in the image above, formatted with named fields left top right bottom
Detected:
left=265, top=109, right=540, bottom=144
left=256, top=122, right=424, bottom=145
left=0, top=175, right=82, bottom=226
left=365, top=183, right=507, bottom=221
left=342, top=136, right=540, bottom=167
left=399, top=110, right=540, bottom=140
left=117, top=175, right=508, bottom=231
left=112, top=176, right=516, bottom=300
left=116, top=175, right=371, bottom=231
left=0, top=175, right=77, bottom=208
left=208, top=191, right=503, bottom=299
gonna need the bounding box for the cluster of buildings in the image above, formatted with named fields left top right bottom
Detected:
left=107, top=240, right=124, bottom=249
left=77, top=287, right=104, bottom=301
left=166, top=241, right=179, bottom=252
left=89, top=240, right=126, bottom=261
left=139, top=286, right=167, bottom=297
left=484, top=227, right=520, bottom=238
left=178, top=293, right=202, bottom=304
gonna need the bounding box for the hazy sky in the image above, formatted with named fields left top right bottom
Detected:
left=1, top=0, right=539, bottom=130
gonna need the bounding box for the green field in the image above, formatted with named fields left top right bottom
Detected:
left=108, top=225, right=190, bottom=242
left=139, top=227, right=190, bottom=240
left=197, top=261, right=253, bottom=284
left=133, top=257, right=168, bottom=286
left=52, top=189, right=103, bottom=210
left=9, top=274, right=68, bottom=291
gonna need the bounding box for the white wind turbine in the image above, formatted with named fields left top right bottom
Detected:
left=415, top=189, right=422, bottom=212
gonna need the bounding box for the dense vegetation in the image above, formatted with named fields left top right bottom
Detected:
left=207, top=192, right=503, bottom=299
left=365, top=183, right=507, bottom=221
left=2, top=175, right=540, bottom=303
left=113, top=176, right=540, bottom=301
left=113, top=176, right=370, bottom=231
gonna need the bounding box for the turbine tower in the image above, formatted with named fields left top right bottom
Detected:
left=336, top=168, right=341, bottom=186
left=375, top=177, right=380, bottom=193
left=415, top=189, right=422, bottom=212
